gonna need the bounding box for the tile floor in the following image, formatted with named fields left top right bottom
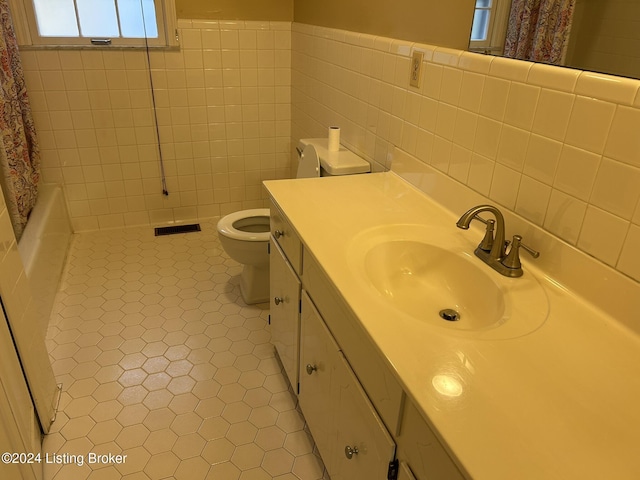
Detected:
left=43, top=218, right=328, bottom=480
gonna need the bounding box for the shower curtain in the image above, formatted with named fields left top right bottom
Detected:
left=504, top=0, right=576, bottom=65
left=0, top=0, right=40, bottom=241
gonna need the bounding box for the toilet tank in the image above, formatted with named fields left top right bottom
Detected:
left=298, top=138, right=370, bottom=176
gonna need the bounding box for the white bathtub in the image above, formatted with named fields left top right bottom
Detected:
left=18, top=184, right=72, bottom=333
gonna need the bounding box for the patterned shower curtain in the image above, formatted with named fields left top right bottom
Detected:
left=0, top=0, right=40, bottom=241
left=504, top=0, right=576, bottom=65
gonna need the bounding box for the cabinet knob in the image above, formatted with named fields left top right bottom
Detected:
left=274, top=297, right=283, bottom=305
left=274, top=230, right=284, bottom=238
left=344, top=445, right=359, bottom=459
left=305, top=364, right=317, bottom=375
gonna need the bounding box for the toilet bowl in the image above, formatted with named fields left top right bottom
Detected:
left=217, top=208, right=271, bottom=304
left=217, top=138, right=370, bottom=304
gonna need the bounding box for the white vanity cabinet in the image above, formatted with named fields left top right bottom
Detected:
left=269, top=197, right=467, bottom=480
left=269, top=201, right=303, bottom=391
left=299, top=292, right=396, bottom=479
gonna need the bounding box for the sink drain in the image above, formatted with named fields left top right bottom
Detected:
left=439, top=309, right=460, bottom=322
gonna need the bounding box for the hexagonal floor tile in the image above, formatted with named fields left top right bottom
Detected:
left=44, top=218, right=327, bottom=480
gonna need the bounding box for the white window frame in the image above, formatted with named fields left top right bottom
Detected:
left=8, top=0, right=178, bottom=48
left=469, top=0, right=512, bottom=55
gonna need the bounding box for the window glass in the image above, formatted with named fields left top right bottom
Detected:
left=32, top=0, right=79, bottom=37
left=471, top=10, right=490, bottom=41
left=76, top=0, right=119, bottom=37
left=31, top=0, right=159, bottom=41
left=117, top=0, right=158, bottom=38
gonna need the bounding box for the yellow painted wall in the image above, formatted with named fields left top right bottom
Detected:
left=176, top=0, right=294, bottom=21
left=294, top=0, right=475, bottom=49
left=176, top=0, right=475, bottom=50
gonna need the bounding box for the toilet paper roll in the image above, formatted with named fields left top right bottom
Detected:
left=328, top=126, right=340, bottom=152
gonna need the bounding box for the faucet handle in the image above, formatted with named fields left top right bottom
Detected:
left=520, top=239, right=540, bottom=259
left=501, top=235, right=540, bottom=272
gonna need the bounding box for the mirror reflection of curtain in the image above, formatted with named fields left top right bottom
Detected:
left=0, top=0, right=40, bottom=241
left=504, top=0, right=576, bottom=65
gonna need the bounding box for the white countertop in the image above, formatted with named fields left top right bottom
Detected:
left=264, top=172, right=640, bottom=480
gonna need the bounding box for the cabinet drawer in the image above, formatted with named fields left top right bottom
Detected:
left=303, top=251, right=405, bottom=437
left=269, top=240, right=301, bottom=391
left=270, top=200, right=302, bottom=274
left=397, top=400, right=465, bottom=480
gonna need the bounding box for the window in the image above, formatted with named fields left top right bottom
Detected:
left=469, top=0, right=511, bottom=55
left=9, top=0, right=177, bottom=47
left=471, top=0, right=494, bottom=43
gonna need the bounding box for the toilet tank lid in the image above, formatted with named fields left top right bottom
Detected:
left=298, top=138, right=370, bottom=175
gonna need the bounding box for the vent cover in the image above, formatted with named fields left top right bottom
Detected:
left=154, top=224, right=201, bottom=236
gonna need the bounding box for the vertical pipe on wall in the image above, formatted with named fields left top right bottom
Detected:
left=140, top=0, right=169, bottom=196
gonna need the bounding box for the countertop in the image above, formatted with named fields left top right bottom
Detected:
left=264, top=171, right=640, bottom=480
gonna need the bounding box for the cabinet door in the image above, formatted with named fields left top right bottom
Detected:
left=331, top=350, right=396, bottom=480
left=398, top=461, right=417, bottom=480
left=397, top=400, right=465, bottom=480
left=299, top=291, right=339, bottom=469
left=303, top=253, right=405, bottom=436
left=270, top=239, right=301, bottom=391
left=300, top=292, right=396, bottom=479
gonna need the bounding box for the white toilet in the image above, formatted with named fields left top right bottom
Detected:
left=216, top=138, right=370, bottom=304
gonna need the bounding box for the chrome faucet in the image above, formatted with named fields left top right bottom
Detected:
left=456, top=204, right=539, bottom=277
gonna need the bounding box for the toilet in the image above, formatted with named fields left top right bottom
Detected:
left=216, top=138, right=370, bottom=304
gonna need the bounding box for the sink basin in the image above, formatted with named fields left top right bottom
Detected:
left=348, top=225, right=549, bottom=339
left=364, top=240, right=505, bottom=331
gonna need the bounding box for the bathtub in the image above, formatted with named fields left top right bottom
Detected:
left=18, top=184, right=72, bottom=334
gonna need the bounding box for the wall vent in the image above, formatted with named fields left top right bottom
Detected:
left=154, top=224, right=201, bottom=236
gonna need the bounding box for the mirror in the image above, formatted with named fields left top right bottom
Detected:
left=469, top=0, right=640, bottom=80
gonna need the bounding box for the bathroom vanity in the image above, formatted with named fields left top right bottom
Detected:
left=265, top=170, right=640, bottom=480
left=269, top=194, right=461, bottom=479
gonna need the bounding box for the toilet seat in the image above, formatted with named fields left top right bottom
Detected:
left=217, top=145, right=318, bottom=245
left=217, top=208, right=270, bottom=241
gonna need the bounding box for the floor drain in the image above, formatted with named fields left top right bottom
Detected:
left=439, top=309, right=460, bottom=322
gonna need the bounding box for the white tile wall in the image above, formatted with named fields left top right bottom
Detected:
left=17, top=19, right=640, bottom=282
left=290, top=23, right=640, bottom=283
left=20, top=20, right=292, bottom=231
